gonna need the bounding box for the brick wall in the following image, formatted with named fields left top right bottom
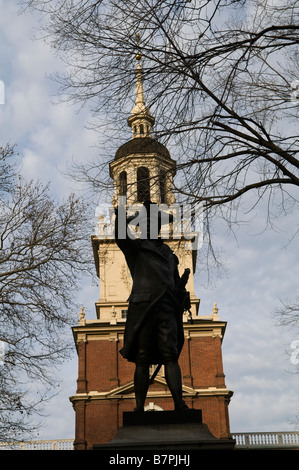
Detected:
left=73, top=327, right=232, bottom=449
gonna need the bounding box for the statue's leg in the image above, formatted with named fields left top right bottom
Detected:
left=164, top=360, right=189, bottom=411
left=134, top=362, right=149, bottom=412
left=157, top=309, right=189, bottom=411
left=133, top=316, right=154, bottom=412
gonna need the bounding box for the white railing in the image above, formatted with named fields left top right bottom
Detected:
left=1, top=432, right=299, bottom=449
left=233, top=432, right=299, bottom=448
left=0, top=439, right=74, bottom=450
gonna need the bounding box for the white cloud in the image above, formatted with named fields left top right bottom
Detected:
left=0, top=0, right=99, bottom=197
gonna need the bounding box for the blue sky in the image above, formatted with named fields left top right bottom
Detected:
left=0, top=1, right=299, bottom=440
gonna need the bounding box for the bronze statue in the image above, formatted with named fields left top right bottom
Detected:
left=115, top=200, right=191, bottom=412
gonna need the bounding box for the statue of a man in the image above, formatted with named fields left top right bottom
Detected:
left=115, top=200, right=190, bottom=412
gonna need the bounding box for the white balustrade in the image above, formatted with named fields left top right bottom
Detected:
left=1, top=433, right=299, bottom=449
left=232, top=432, right=299, bottom=448
left=0, top=439, right=74, bottom=450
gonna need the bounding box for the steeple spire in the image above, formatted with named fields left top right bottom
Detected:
left=127, top=48, right=155, bottom=139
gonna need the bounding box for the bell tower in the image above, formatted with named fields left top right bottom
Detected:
left=110, top=56, right=176, bottom=208
left=70, top=56, right=233, bottom=450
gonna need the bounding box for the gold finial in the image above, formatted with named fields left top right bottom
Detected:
left=128, top=32, right=155, bottom=138
left=135, top=33, right=142, bottom=62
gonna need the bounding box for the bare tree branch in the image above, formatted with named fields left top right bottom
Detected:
left=0, top=144, right=93, bottom=440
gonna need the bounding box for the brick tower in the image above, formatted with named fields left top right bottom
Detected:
left=70, top=57, right=233, bottom=450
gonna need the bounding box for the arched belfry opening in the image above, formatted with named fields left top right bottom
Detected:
left=159, top=171, right=166, bottom=204
left=119, top=170, right=127, bottom=197
left=137, top=166, right=150, bottom=202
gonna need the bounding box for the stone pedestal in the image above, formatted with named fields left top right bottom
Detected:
left=93, top=410, right=235, bottom=450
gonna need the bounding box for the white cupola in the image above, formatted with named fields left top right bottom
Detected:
left=109, top=55, right=176, bottom=207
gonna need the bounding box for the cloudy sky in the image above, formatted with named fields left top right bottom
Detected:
left=1, top=1, right=299, bottom=441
